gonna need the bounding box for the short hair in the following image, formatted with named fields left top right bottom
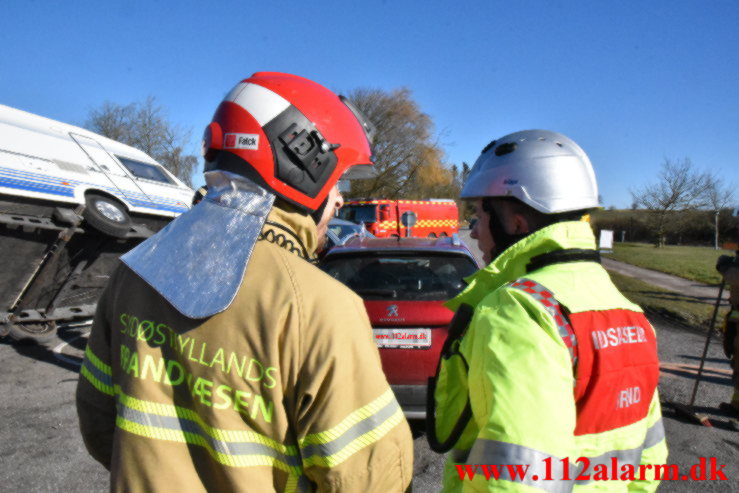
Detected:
left=484, top=196, right=591, bottom=231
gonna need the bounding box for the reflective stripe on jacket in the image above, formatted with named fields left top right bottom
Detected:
left=435, top=221, right=668, bottom=492
left=76, top=204, right=413, bottom=492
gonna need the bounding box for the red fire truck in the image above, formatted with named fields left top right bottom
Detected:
left=338, top=199, right=459, bottom=238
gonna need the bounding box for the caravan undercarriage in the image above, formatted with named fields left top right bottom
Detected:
left=0, top=197, right=168, bottom=343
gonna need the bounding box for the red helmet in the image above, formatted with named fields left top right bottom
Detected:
left=202, top=72, right=374, bottom=212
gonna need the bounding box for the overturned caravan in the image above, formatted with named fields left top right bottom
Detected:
left=0, top=104, right=193, bottom=342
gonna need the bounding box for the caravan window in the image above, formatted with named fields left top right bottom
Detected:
left=117, top=157, right=174, bottom=184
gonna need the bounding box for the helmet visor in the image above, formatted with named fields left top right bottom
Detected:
left=342, top=163, right=377, bottom=180
left=339, top=95, right=376, bottom=144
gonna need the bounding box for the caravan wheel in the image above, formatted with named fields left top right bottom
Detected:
left=83, top=194, right=132, bottom=238
left=7, top=321, right=57, bottom=345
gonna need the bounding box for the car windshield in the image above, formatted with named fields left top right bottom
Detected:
left=320, top=253, right=477, bottom=301
left=338, top=205, right=376, bottom=223
left=328, top=221, right=374, bottom=242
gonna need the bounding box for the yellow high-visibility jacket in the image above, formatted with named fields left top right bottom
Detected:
left=76, top=204, right=413, bottom=492
left=433, top=221, right=668, bottom=492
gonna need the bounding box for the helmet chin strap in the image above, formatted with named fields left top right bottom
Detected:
left=482, top=198, right=528, bottom=261
left=310, top=196, right=329, bottom=225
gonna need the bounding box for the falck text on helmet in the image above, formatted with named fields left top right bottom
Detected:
left=224, top=133, right=260, bottom=150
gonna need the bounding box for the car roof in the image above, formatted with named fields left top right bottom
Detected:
left=324, top=235, right=478, bottom=260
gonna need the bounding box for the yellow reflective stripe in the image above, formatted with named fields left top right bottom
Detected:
left=284, top=474, right=298, bottom=493
left=115, top=388, right=297, bottom=456
left=300, top=389, right=405, bottom=467
left=116, top=415, right=299, bottom=471
left=466, top=439, right=573, bottom=493
left=304, top=406, right=404, bottom=468
left=80, top=346, right=114, bottom=396
left=84, top=345, right=112, bottom=375
left=301, top=388, right=395, bottom=446
left=80, top=365, right=114, bottom=396
left=111, top=386, right=305, bottom=480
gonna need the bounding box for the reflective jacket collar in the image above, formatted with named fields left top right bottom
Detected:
left=261, top=200, right=319, bottom=260
left=446, top=221, right=596, bottom=311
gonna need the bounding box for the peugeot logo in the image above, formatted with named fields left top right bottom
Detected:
left=387, top=304, right=399, bottom=317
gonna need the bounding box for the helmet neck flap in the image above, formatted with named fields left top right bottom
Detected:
left=122, top=171, right=275, bottom=319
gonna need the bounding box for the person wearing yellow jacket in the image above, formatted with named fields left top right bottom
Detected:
left=76, top=73, right=413, bottom=492
left=428, top=130, right=667, bottom=492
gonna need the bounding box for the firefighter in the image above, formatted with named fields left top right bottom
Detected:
left=716, top=207, right=739, bottom=418
left=427, top=130, right=668, bottom=491
left=76, top=73, right=413, bottom=492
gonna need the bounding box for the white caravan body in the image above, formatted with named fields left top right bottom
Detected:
left=0, top=104, right=193, bottom=217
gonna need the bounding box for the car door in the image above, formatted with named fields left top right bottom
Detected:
left=70, top=133, right=151, bottom=203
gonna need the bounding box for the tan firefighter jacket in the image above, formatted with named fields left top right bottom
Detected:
left=76, top=203, right=413, bottom=492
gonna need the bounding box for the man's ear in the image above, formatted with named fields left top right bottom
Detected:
left=492, top=200, right=530, bottom=236
left=511, top=210, right=532, bottom=235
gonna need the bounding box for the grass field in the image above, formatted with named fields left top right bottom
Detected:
left=603, top=242, right=736, bottom=285
left=608, top=271, right=728, bottom=330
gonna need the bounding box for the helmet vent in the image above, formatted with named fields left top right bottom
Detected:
left=481, top=140, right=497, bottom=154
left=555, top=142, right=563, bottom=147
left=494, top=142, right=517, bottom=156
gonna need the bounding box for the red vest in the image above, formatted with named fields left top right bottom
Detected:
left=510, top=279, right=660, bottom=436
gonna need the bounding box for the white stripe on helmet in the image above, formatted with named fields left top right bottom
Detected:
left=225, top=82, right=291, bottom=127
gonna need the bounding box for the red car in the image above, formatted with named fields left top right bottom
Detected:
left=319, top=235, right=481, bottom=419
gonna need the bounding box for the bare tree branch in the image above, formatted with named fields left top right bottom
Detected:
left=704, top=172, right=735, bottom=249
left=630, top=158, right=711, bottom=246
left=86, top=97, right=197, bottom=186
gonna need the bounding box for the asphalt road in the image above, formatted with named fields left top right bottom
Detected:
left=601, top=257, right=729, bottom=305
left=0, top=231, right=737, bottom=491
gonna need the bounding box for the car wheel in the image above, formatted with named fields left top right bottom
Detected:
left=439, top=232, right=448, bottom=237
left=83, top=194, right=132, bottom=238
left=428, top=233, right=437, bottom=238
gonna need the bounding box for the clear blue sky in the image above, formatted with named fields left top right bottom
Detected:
left=2, top=0, right=737, bottom=208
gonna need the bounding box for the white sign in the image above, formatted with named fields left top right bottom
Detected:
left=599, top=229, right=614, bottom=252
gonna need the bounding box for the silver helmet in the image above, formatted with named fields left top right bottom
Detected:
left=461, top=129, right=599, bottom=214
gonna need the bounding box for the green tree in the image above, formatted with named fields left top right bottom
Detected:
left=345, top=87, right=450, bottom=199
